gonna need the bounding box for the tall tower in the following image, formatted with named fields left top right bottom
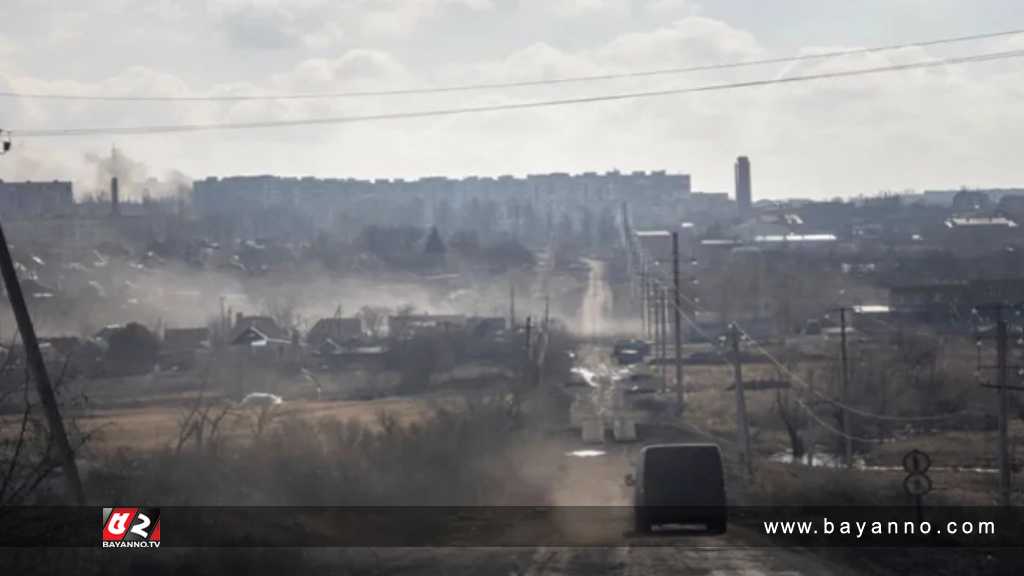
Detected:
left=734, top=156, right=752, bottom=216
left=110, top=177, right=120, bottom=216
left=110, top=145, right=121, bottom=217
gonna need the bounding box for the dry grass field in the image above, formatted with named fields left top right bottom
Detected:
left=68, top=395, right=451, bottom=455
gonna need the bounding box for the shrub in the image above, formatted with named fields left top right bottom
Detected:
left=104, top=323, right=159, bottom=376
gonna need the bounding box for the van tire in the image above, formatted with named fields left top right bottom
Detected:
left=633, top=509, right=651, bottom=534
left=707, top=519, right=727, bottom=535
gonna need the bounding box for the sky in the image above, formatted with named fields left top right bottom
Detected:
left=0, top=0, right=1022, bottom=199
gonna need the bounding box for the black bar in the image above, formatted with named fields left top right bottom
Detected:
left=2, top=506, right=1023, bottom=548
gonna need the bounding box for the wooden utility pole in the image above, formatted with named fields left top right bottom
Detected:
left=651, top=284, right=658, bottom=362
left=622, top=202, right=633, bottom=298
left=806, top=369, right=817, bottom=466
left=661, top=287, right=670, bottom=390
left=524, top=316, right=533, bottom=388
left=640, top=263, right=648, bottom=338
left=647, top=271, right=655, bottom=341
left=543, top=294, right=550, bottom=331
left=653, top=286, right=661, bottom=381
left=672, top=232, right=685, bottom=411
left=731, top=324, right=753, bottom=477
left=0, top=219, right=85, bottom=504
left=996, top=310, right=1012, bottom=506
left=975, top=303, right=1016, bottom=506
left=509, top=283, right=516, bottom=330
left=839, top=307, right=853, bottom=468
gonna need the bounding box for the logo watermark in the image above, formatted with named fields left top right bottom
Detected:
left=101, top=507, right=161, bottom=549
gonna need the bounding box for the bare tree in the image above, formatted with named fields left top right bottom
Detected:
left=175, top=376, right=237, bottom=455
left=775, top=389, right=807, bottom=460
left=358, top=306, right=389, bottom=338
left=264, top=296, right=298, bottom=331
left=0, top=347, right=93, bottom=505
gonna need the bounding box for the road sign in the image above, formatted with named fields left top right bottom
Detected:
left=903, top=473, right=932, bottom=497
left=902, top=449, right=931, bottom=474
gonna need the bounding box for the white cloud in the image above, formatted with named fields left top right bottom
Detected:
left=596, top=17, right=761, bottom=68
left=217, top=2, right=303, bottom=50
left=643, top=0, right=694, bottom=17
left=1, top=2, right=1023, bottom=199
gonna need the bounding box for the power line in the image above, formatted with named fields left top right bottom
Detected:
left=655, top=274, right=980, bottom=422
left=4, top=28, right=1023, bottom=103
left=634, top=246, right=884, bottom=443
left=732, top=321, right=982, bottom=422
left=10, top=47, right=1024, bottom=139
left=635, top=240, right=979, bottom=422
left=794, top=398, right=887, bottom=444
left=638, top=261, right=871, bottom=441
left=634, top=245, right=983, bottom=427
left=643, top=274, right=880, bottom=443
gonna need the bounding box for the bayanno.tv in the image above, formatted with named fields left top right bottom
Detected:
left=102, top=508, right=161, bottom=549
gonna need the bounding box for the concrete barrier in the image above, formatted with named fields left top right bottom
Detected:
left=581, top=418, right=605, bottom=443
left=613, top=418, right=637, bottom=442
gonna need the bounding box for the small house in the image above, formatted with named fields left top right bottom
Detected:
left=307, top=317, right=363, bottom=348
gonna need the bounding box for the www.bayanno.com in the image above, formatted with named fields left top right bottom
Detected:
left=763, top=518, right=996, bottom=539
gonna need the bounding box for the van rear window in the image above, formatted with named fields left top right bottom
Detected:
left=644, top=448, right=723, bottom=504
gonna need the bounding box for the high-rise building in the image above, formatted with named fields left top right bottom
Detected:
left=734, top=156, right=752, bottom=216
left=0, top=180, right=74, bottom=218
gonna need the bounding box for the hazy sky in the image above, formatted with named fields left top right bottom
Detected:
left=1, top=0, right=1022, bottom=199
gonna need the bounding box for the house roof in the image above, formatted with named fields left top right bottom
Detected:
left=19, top=278, right=55, bottom=298
left=94, top=324, right=125, bottom=341
left=388, top=314, right=467, bottom=337
left=231, top=326, right=291, bottom=346
left=754, top=233, right=838, bottom=243
left=389, top=314, right=466, bottom=325
left=945, top=217, right=1018, bottom=228
left=316, top=337, right=345, bottom=356
left=307, top=317, right=362, bottom=345
left=229, top=316, right=289, bottom=343
left=39, top=336, right=82, bottom=356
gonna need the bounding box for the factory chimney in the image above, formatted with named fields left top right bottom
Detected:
left=110, top=177, right=120, bottom=216
left=734, top=156, right=752, bottom=217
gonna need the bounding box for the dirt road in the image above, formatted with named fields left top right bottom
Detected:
left=324, top=544, right=868, bottom=576
left=533, top=259, right=870, bottom=574
left=578, top=258, right=612, bottom=337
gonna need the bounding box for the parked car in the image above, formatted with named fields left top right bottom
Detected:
left=613, top=339, right=651, bottom=365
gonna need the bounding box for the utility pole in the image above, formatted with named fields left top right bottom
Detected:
left=731, top=324, right=753, bottom=478
left=659, top=287, right=668, bottom=390
left=647, top=270, right=655, bottom=341
left=839, top=307, right=853, bottom=468
left=622, top=202, right=632, bottom=298
left=654, top=287, right=662, bottom=385
left=996, top=310, right=1012, bottom=506
left=806, top=369, right=817, bottom=466
left=524, top=316, right=533, bottom=389
left=640, top=262, right=648, bottom=338
left=0, top=131, right=85, bottom=504
left=672, top=232, right=685, bottom=411
left=509, top=282, right=516, bottom=330
left=543, top=294, right=550, bottom=331
left=0, top=219, right=86, bottom=504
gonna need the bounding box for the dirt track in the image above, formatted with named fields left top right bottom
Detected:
left=478, top=259, right=870, bottom=575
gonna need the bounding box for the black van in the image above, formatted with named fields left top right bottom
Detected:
left=625, top=443, right=727, bottom=534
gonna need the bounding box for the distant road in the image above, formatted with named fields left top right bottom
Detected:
left=578, top=259, right=612, bottom=337
left=551, top=262, right=868, bottom=573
